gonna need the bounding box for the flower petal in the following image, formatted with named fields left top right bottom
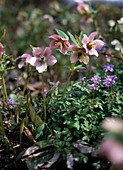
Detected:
left=33, top=47, right=43, bottom=57
left=47, top=55, right=57, bottom=66
left=94, top=40, right=105, bottom=50
left=89, top=48, right=98, bottom=57
left=0, top=43, right=3, bottom=56
left=18, top=61, right=24, bottom=69
left=70, top=52, right=78, bottom=63
left=49, top=34, right=61, bottom=40
left=50, top=40, right=57, bottom=48
left=88, top=32, right=98, bottom=41
left=79, top=55, right=89, bottom=64
left=29, top=57, right=38, bottom=66
left=36, top=63, right=47, bottom=73
left=43, top=47, right=52, bottom=57
left=82, top=34, right=89, bottom=45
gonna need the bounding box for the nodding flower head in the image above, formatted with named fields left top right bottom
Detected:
left=82, top=32, right=105, bottom=57
left=49, top=34, right=70, bottom=55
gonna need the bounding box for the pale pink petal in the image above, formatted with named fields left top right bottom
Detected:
left=29, top=57, right=37, bottom=66
left=0, top=43, right=3, bottom=56
left=88, top=32, right=98, bottom=41
left=49, top=34, right=61, bottom=40
left=94, top=40, right=105, bottom=50
left=69, top=44, right=79, bottom=51
left=18, top=61, right=24, bottom=69
left=83, top=44, right=89, bottom=53
left=33, top=47, right=43, bottom=57
left=89, top=48, right=98, bottom=57
left=36, top=62, right=47, bottom=73
left=61, top=45, right=67, bottom=55
left=25, top=55, right=32, bottom=63
left=82, top=34, right=89, bottom=45
left=43, top=47, right=52, bottom=57
left=50, top=40, right=57, bottom=48
left=79, top=55, right=89, bottom=64
left=47, top=55, right=57, bottom=66
left=70, top=52, right=78, bottom=63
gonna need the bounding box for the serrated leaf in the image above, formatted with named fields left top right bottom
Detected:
left=56, top=29, right=69, bottom=40
left=68, top=32, right=78, bottom=45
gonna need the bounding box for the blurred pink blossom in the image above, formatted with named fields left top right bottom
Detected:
left=75, top=0, right=90, bottom=15
left=49, top=34, right=70, bottom=55
left=0, top=42, right=3, bottom=56
left=82, top=32, right=105, bottom=57
left=98, top=139, right=123, bottom=167
left=18, top=54, right=32, bottom=69
left=29, top=47, right=57, bottom=73
left=42, top=14, right=54, bottom=23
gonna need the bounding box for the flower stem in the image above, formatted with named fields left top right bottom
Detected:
left=1, top=72, right=14, bottom=122
left=61, top=63, right=76, bottom=100
left=92, top=89, right=95, bottom=104
left=42, top=73, right=46, bottom=123
left=16, top=72, right=32, bottom=124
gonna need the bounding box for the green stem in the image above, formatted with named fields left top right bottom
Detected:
left=16, top=72, right=32, bottom=124
left=61, top=63, right=76, bottom=100
left=1, top=72, right=14, bottom=122
left=94, top=19, right=99, bottom=32
left=42, top=73, right=46, bottom=123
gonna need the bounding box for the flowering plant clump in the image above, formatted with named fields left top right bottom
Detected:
left=103, top=63, right=114, bottom=72
left=91, top=75, right=101, bottom=84
left=103, top=75, right=117, bottom=87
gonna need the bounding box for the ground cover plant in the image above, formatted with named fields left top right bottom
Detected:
left=0, top=0, right=123, bottom=170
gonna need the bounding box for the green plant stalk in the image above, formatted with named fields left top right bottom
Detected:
left=94, top=19, right=99, bottom=33
left=16, top=73, right=32, bottom=124
left=1, top=73, right=14, bottom=122
left=42, top=72, right=46, bottom=122
left=0, top=110, right=9, bottom=150
left=61, top=63, right=76, bottom=100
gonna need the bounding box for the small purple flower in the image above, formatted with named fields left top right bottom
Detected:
left=103, top=63, right=114, bottom=72
left=103, top=75, right=117, bottom=87
left=44, top=89, right=48, bottom=96
left=50, top=82, right=55, bottom=87
left=80, top=77, right=86, bottom=82
left=8, top=98, right=16, bottom=108
left=87, top=84, right=98, bottom=90
left=91, top=76, right=101, bottom=84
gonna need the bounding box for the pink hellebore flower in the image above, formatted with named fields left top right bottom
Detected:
left=29, top=47, right=57, bottom=73
left=76, top=1, right=90, bottom=15
left=82, top=32, right=105, bottom=57
left=18, top=54, right=32, bottom=68
left=0, top=42, right=3, bottom=56
left=49, top=34, right=70, bottom=55
left=69, top=44, right=89, bottom=64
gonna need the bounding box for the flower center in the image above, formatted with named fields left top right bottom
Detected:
left=92, top=84, right=94, bottom=86
left=95, top=78, right=97, bottom=80
left=108, top=82, right=111, bottom=84
left=109, top=79, right=112, bottom=81
left=40, top=55, right=46, bottom=62
left=55, top=40, right=63, bottom=48
left=78, top=52, right=82, bottom=58
left=87, top=41, right=95, bottom=50
left=107, top=66, right=110, bottom=69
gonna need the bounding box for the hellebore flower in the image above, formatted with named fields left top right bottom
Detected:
left=18, top=54, right=32, bottom=69
left=50, top=82, right=55, bottom=87
left=103, top=75, right=117, bottom=87
left=103, top=63, right=114, bottom=72
left=69, top=44, right=89, bottom=64
left=91, top=76, right=101, bottom=84
left=98, top=139, right=123, bottom=167
left=29, top=47, right=57, bottom=73
left=49, top=34, right=70, bottom=55
left=87, top=84, right=98, bottom=90
left=0, top=42, right=3, bottom=56
left=82, top=32, right=105, bottom=57
left=44, top=89, right=48, bottom=96
left=75, top=0, right=90, bottom=15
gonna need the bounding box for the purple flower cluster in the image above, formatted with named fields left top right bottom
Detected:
left=96, top=46, right=106, bottom=52
left=103, top=63, right=114, bottom=72
left=103, top=75, right=117, bottom=87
